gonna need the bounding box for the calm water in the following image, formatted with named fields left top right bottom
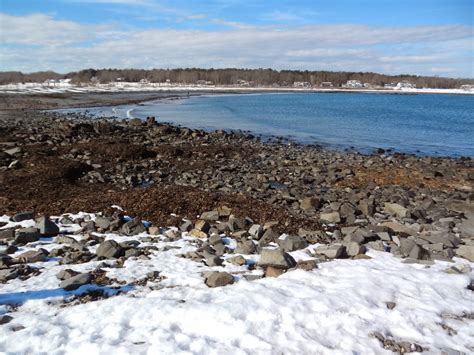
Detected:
left=65, top=92, right=474, bottom=157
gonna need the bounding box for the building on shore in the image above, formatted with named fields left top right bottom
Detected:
left=293, top=81, right=311, bottom=88
left=396, top=80, right=416, bottom=89
left=320, top=82, right=333, bottom=87
left=342, top=80, right=363, bottom=88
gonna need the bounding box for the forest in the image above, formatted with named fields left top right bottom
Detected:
left=0, top=68, right=473, bottom=88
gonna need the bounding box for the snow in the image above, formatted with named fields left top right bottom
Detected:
left=1, top=213, right=473, bottom=354
left=0, top=82, right=473, bottom=95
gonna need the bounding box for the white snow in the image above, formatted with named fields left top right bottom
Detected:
left=0, top=82, right=473, bottom=95
left=0, top=213, right=473, bottom=354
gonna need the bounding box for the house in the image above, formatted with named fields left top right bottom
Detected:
left=460, top=84, right=474, bottom=91
left=342, top=80, right=363, bottom=88
left=139, top=78, right=149, bottom=84
left=196, top=80, right=213, bottom=85
left=384, top=83, right=397, bottom=89
left=320, top=82, right=333, bottom=87
left=293, top=81, right=311, bottom=88
left=396, top=81, right=416, bottom=89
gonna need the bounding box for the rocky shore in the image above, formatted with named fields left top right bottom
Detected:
left=0, top=93, right=473, bottom=353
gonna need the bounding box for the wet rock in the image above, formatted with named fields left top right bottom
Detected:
left=259, top=248, right=296, bottom=269
left=121, top=218, right=146, bottom=236
left=14, top=228, right=41, bottom=245
left=35, top=216, right=60, bottom=236
left=205, top=271, right=234, bottom=287
left=60, top=272, right=92, bottom=291
left=96, top=240, right=124, bottom=258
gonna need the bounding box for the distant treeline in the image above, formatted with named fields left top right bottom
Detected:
left=1, top=68, right=473, bottom=88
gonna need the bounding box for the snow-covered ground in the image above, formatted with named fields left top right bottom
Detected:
left=0, top=213, right=473, bottom=354
left=0, top=82, right=473, bottom=95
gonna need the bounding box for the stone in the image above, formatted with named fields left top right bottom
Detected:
left=94, top=216, right=112, bottom=230
left=296, top=259, right=318, bottom=271
left=60, top=272, right=92, bottom=291
left=148, top=226, right=160, bottom=235
left=121, top=218, right=146, bottom=235
left=300, top=197, right=322, bottom=211
left=380, top=221, right=417, bottom=236
left=15, top=249, right=48, bottom=263
left=248, top=224, right=264, bottom=239
left=11, top=211, right=34, bottom=222
left=200, top=211, right=219, bottom=221
left=0, top=315, right=13, bottom=325
left=258, top=228, right=279, bottom=246
left=346, top=242, right=366, bottom=256
left=235, top=240, right=256, bottom=254
left=204, top=256, right=223, bottom=266
left=386, top=302, right=396, bottom=310
left=259, top=248, right=296, bottom=269
left=399, top=238, right=417, bottom=257
left=217, top=206, right=232, bottom=217
left=56, top=269, right=80, bottom=280
left=455, top=245, right=474, bottom=262
left=319, top=211, right=341, bottom=224
left=96, top=240, right=124, bottom=258
left=14, top=228, right=41, bottom=245
left=4, top=147, right=21, bottom=156
left=227, top=255, right=246, bottom=266
left=367, top=240, right=385, bottom=251
left=0, top=229, right=15, bottom=240
left=180, top=220, right=193, bottom=232
left=0, top=268, right=18, bottom=282
left=384, top=203, right=409, bottom=219
left=189, top=229, right=208, bottom=238
left=265, top=266, right=285, bottom=277
left=359, top=199, right=375, bottom=216
left=205, top=271, right=234, bottom=287
left=316, top=244, right=344, bottom=259
left=278, top=235, right=308, bottom=252
left=35, top=216, right=60, bottom=236
left=194, top=220, right=211, bottom=233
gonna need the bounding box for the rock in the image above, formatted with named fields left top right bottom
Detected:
left=60, top=272, right=92, bottom=291
left=265, top=266, right=285, bottom=277
left=235, top=240, right=256, bottom=254
left=367, top=240, right=385, bottom=251
left=14, top=228, right=41, bottom=245
left=227, top=255, right=246, bottom=266
left=346, top=242, right=366, bottom=256
left=208, top=234, right=222, bottom=245
left=204, top=256, right=223, bottom=266
left=316, top=244, right=344, bottom=259
left=0, top=228, right=15, bottom=240
left=320, top=211, right=341, bottom=224
left=380, top=221, right=417, bottom=236
left=180, top=220, right=193, bottom=232
left=258, top=228, right=279, bottom=246
left=194, top=220, right=211, bottom=233
left=148, top=226, right=160, bottom=235
left=205, top=271, right=234, bottom=287
left=189, top=229, right=208, bottom=238
left=296, top=259, right=318, bottom=271
left=259, top=248, right=296, bottom=269
left=35, top=216, right=60, bottom=236
left=4, top=147, right=21, bottom=156
left=200, top=211, right=219, bottom=221
left=217, top=206, right=232, bottom=217
left=248, top=224, right=264, bottom=239
left=300, top=197, right=322, bottom=211
left=278, top=235, right=308, bottom=252
left=56, top=269, right=80, bottom=280
left=455, top=245, right=474, bottom=262
left=121, top=218, right=146, bottom=235
left=15, top=249, right=48, bottom=263
left=386, top=302, right=396, bottom=310
left=11, top=211, right=34, bottom=222
left=94, top=216, right=112, bottom=230
left=384, top=203, right=409, bottom=219
left=0, top=315, right=13, bottom=325
left=96, top=240, right=124, bottom=258
left=359, top=199, right=375, bottom=216
left=0, top=268, right=18, bottom=282
left=399, top=238, right=417, bottom=257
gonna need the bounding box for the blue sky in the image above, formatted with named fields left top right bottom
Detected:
left=0, top=0, right=473, bottom=77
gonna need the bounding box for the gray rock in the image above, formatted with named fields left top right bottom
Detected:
left=0, top=228, right=15, bottom=241
left=455, top=245, right=474, bottom=262
left=259, top=248, right=296, bottom=269
left=346, top=242, right=366, bottom=256
left=11, top=211, right=34, bottom=222
left=96, top=240, right=124, bottom=258
left=180, top=220, right=193, bottom=232
left=121, top=218, right=146, bottom=235
left=384, top=203, right=409, bottom=219
left=296, top=259, right=319, bottom=271
left=278, top=235, right=308, bottom=252
left=205, top=271, right=234, bottom=287
left=15, top=249, right=48, bottom=263
left=35, top=216, right=60, bottom=236
left=0, top=268, right=18, bottom=282
left=235, top=240, right=256, bottom=254
left=94, top=216, right=112, bottom=230
left=316, top=244, right=344, bottom=259
left=320, top=211, right=341, bottom=224
left=227, top=255, right=246, bottom=266
left=56, top=269, right=80, bottom=280
left=0, top=315, right=13, bottom=325
left=367, top=240, right=385, bottom=251
left=194, top=220, right=211, bottom=233
left=204, top=256, right=223, bottom=266
left=14, top=228, right=41, bottom=245
left=248, top=224, right=264, bottom=239
left=60, top=272, right=92, bottom=291
left=200, top=211, right=219, bottom=221
left=258, top=228, right=279, bottom=246
left=300, top=197, right=322, bottom=211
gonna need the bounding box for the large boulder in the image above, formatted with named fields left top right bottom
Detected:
left=11, top=211, right=34, bottom=222
left=121, top=218, right=146, bottom=235
left=259, top=248, right=296, bottom=269
left=14, top=228, right=41, bottom=245
left=96, top=240, right=124, bottom=258
left=60, top=273, right=92, bottom=291
left=35, top=216, right=60, bottom=236
left=205, top=271, right=234, bottom=288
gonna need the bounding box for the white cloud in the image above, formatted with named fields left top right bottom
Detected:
left=0, top=13, right=472, bottom=77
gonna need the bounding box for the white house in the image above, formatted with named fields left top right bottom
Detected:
left=342, top=80, right=363, bottom=88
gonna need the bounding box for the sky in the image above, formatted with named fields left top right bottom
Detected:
left=0, top=0, right=473, bottom=77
